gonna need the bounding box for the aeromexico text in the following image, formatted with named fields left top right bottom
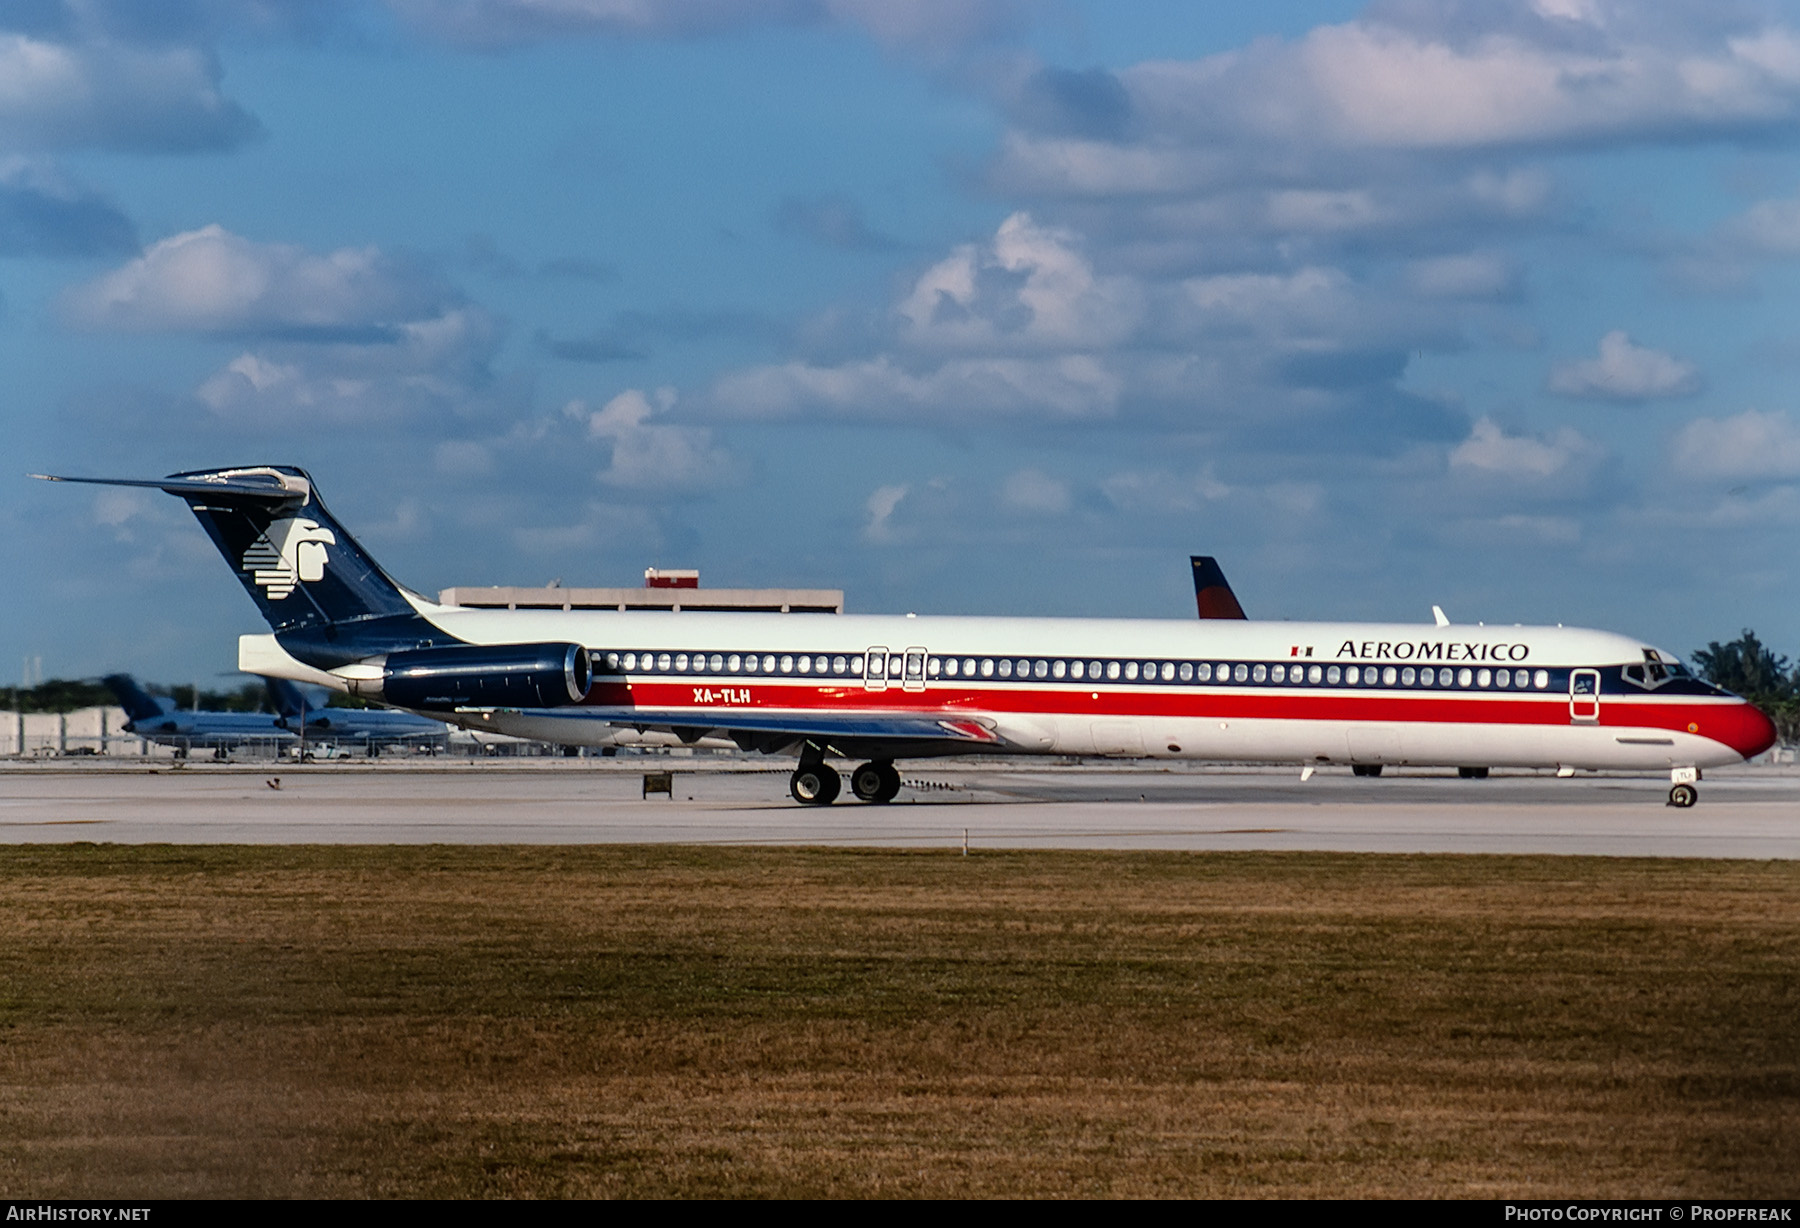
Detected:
left=1336, top=640, right=1531, bottom=662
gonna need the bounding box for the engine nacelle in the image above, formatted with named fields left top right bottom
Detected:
left=380, top=642, right=591, bottom=710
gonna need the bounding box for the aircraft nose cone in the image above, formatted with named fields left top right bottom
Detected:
left=1716, top=701, right=1779, bottom=760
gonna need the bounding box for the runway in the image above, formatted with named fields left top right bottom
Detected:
left=1, top=757, right=1795, bottom=857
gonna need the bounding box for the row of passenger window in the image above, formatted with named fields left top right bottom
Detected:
left=597, top=649, right=1554, bottom=691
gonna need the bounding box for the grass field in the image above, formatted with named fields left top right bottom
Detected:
left=0, top=845, right=1795, bottom=1198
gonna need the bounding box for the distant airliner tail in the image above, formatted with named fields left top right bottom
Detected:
left=263, top=676, right=310, bottom=719
left=102, top=674, right=170, bottom=722
left=1191, top=556, right=1248, bottom=620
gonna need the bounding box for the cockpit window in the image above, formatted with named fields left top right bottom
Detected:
left=1624, top=650, right=1692, bottom=690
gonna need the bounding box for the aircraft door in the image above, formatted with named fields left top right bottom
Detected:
left=1569, top=669, right=1601, bottom=724
left=903, top=647, right=928, bottom=693
left=864, top=647, right=888, bottom=692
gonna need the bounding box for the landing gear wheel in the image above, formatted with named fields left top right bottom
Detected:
left=1351, top=764, right=1383, bottom=777
left=1668, top=783, right=1698, bottom=808
left=790, top=764, right=841, bottom=806
left=851, top=761, right=902, bottom=804
left=1458, top=766, right=1489, bottom=779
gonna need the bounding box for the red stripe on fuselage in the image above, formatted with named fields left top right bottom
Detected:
left=585, top=679, right=1767, bottom=751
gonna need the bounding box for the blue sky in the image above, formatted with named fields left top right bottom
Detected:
left=9, top=0, right=1800, bottom=684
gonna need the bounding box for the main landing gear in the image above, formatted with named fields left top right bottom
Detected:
left=850, top=760, right=902, bottom=804
left=789, top=747, right=901, bottom=806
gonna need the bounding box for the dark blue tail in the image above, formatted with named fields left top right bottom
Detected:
left=263, top=676, right=310, bottom=719
left=38, top=466, right=459, bottom=669
left=102, top=674, right=171, bottom=722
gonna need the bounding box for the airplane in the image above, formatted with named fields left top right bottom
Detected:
left=42, top=466, right=1775, bottom=808
left=1192, top=556, right=1247, bottom=620
left=263, top=676, right=450, bottom=754
left=103, top=673, right=295, bottom=758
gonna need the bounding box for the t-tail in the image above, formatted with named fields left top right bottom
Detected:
left=39, top=466, right=590, bottom=708
left=35, top=466, right=451, bottom=668
left=1191, top=556, right=1247, bottom=620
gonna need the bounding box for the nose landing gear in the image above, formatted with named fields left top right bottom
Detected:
left=1668, top=766, right=1700, bottom=808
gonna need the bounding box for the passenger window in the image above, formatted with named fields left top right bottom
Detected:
left=1233, top=664, right=1248, bottom=683
left=1196, top=663, right=1212, bottom=682
left=1034, top=660, right=1048, bottom=679
left=1161, top=662, right=1175, bottom=682
left=797, top=655, right=811, bottom=674
left=1401, top=667, right=1415, bottom=686
left=1052, top=660, right=1066, bottom=679
left=1070, top=661, right=1084, bottom=680
left=657, top=653, right=672, bottom=671
left=1476, top=668, right=1490, bottom=687
left=1125, top=662, right=1139, bottom=681
left=1534, top=669, right=1548, bottom=689
left=1308, top=665, right=1322, bottom=684
left=1271, top=664, right=1285, bottom=683
left=832, top=655, right=846, bottom=674
left=905, top=652, right=925, bottom=681
left=780, top=655, right=794, bottom=673
left=1381, top=666, right=1396, bottom=685
left=1345, top=666, right=1360, bottom=684
left=1179, top=662, right=1193, bottom=682
left=944, top=658, right=958, bottom=678
left=1252, top=664, right=1267, bottom=683
left=981, top=659, right=994, bottom=678
left=1495, top=669, right=1510, bottom=688
left=1457, top=667, right=1473, bottom=687
left=928, top=657, right=942, bottom=678
left=998, top=660, right=1013, bottom=678
left=1107, top=661, right=1121, bottom=680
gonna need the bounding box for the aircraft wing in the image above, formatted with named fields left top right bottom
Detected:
left=507, top=706, right=1004, bottom=755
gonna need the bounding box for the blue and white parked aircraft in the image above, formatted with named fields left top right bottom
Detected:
left=263, top=676, right=449, bottom=754
left=103, top=673, right=294, bottom=758
left=44, top=466, right=1776, bottom=808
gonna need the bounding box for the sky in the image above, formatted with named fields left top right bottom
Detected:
left=10, top=0, right=1800, bottom=685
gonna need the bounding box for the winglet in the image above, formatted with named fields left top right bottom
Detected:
left=1432, top=605, right=1450, bottom=627
left=1191, top=556, right=1248, bottom=620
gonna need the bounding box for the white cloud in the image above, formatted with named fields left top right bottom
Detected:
left=0, top=32, right=257, bottom=153
left=1121, top=10, right=1800, bottom=156
left=1450, top=416, right=1598, bottom=479
left=1671, top=409, right=1800, bottom=481
left=581, top=388, right=734, bottom=490
left=999, top=468, right=1069, bottom=515
left=1406, top=252, right=1520, bottom=300
left=864, top=483, right=909, bottom=542
left=63, top=224, right=445, bottom=335
left=896, top=212, right=1141, bottom=352
left=1724, top=193, right=1800, bottom=256
left=385, top=0, right=1029, bottom=52
left=1547, top=331, right=1701, bottom=401
left=715, top=353, right=1123, bottom=420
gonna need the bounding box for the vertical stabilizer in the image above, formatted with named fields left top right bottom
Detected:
left=1190, top=556, right=1248, bottom=620
left=102, top=674, right=170, bottom=723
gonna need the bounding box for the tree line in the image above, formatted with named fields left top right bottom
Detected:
left=1689, top=630, right=1800, bottom=746
left=0, top=681, right=274, bottom=715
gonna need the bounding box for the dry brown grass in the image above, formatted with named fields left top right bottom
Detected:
left=0, top=845, right=1794, bottom=1198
